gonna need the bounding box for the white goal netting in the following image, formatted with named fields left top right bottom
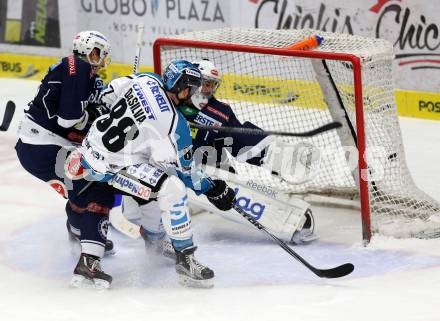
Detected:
left=154, top=28, right=440, bottom=239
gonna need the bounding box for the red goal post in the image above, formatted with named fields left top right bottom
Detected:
left=152, top=28, right=440, bottom=243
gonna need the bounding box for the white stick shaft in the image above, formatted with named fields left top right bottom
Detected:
left=133, top=22, right=145, bottom=74
left=109, top=201, right=141, bottom=239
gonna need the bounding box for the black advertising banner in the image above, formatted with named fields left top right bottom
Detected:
left=0, top=0, right=60, bottom=47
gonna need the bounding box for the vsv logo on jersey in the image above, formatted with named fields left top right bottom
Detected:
left=234, top=187, right=266, bottom=220
left=194, top=113, right=221, bottom=127
left=88, top=78, right=104, bottom=104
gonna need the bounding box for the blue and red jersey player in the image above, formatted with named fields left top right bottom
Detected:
left=178, top=59, right=274, bottom=168
left=15, top=30, right=113, bottom=254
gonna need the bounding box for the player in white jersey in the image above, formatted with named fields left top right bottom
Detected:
left=65, top=60, right=236, bottom=289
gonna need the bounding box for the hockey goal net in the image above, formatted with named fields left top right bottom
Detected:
left=153, top=28, right=440, bottom=242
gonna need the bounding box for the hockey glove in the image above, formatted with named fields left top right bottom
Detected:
left=205, top=179, right=236, bottom=211
left=86, top=103, right=110, bottom=125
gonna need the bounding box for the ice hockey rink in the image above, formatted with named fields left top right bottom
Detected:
left=1, top=78, right=439, bottom=321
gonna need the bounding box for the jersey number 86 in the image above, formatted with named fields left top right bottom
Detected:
left=96, top=98, right=139, bottom=153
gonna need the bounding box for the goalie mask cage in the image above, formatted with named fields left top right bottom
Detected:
left=153, top=28, right=440, bottom=242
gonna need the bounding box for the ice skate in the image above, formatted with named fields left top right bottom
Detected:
left=70, top=253, right=112, bottom=290
left=139, top=226, right=175, bottom=260
left=67, top=220, right=115, bottom=255
left=175, top=246, right=214, bottom=288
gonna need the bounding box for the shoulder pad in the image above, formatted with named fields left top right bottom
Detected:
left=208, top=97, right=233, bottom=110
left=134, top=72, right=164, bottom=86
left=49, top=59, right=62, bottom=71
left=209, top=97, right=231, bottom=109
left=219, top=100, right=232, bottom=109
left=148, top=72, right=165, bottom=86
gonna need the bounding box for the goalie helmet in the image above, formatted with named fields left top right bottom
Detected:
left=191, top=59, right=222, bottom=109
left=73, top=30, right=111, bottom=67
left=163, top=60, right=202, bottom=97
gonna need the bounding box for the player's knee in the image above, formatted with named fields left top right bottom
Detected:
left=157, top=175, right=187, bottom=208
left=69, top=200, right=111, bottom=215
left=138, top=201, right=163, bottom=233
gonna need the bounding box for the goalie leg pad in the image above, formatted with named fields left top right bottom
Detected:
left=187, top=170, right=316, bottom=243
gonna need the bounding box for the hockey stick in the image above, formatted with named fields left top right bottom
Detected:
left=190, top=121, right=341, bottom=138
left=233, top=203, right=354, bottom=278
left=0, top=100, right=16, bottom=131
left=109, top=195, right=141, bottom=239
left=110, top=23, right=145, bottom=235
left=133, top=22, right=145, bottom=74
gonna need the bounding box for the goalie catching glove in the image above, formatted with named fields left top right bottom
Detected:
left=205, top=179, right=236, bottom=211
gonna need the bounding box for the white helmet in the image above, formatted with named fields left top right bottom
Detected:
left=73, top=30, right=111, bottom=67
left=191, top=59, right=222, bottom=109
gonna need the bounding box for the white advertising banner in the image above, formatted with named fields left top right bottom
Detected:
left=0, top=0, right=439, bottom=92
left=76, top=0, right=230, bottom=66
left=232, top=0, right=440, bottom=91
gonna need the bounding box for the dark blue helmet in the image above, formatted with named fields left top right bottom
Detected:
left=163, top=59, right=202, bottom=95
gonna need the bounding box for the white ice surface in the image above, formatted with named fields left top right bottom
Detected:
left=0, top=79, right=439, bottom=321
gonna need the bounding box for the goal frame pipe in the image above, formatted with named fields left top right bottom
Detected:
left=152, top=38, right=372, bottom=243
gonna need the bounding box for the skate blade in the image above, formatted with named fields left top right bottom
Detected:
left=161, top=250, right=176, bottom=261
left=291, top=233, right=319, bottom=245
left=145, top=244, right=175, bottom=261
left=104, top=249, right=116, bottom=256
left=70, top=274, right=111, bottom=290
left=177, top=274, right=214, bottom=289
left=93, top=278, right=111, bottom=290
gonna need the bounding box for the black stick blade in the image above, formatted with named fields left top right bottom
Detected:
left=190, top=121, right=342, bottom=138
left=315, top=263, right=354, bottom=279
left=0, top=101, right=16, bottom=131
left=301, top=121, right=341, bottom=137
